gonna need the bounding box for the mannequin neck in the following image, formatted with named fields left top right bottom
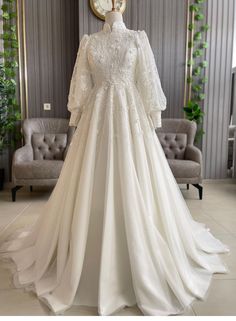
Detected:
left=105, top=11, right=123, bottom=27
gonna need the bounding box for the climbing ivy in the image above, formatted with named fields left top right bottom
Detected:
left=183, top=0, right=210, bottom=143
left=0, top=0, right=21, bottom=154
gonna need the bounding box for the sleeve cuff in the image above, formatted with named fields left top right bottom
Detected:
left=69, top=110, right=82, bottom=127
left=149, top=110, right=162, bottom=128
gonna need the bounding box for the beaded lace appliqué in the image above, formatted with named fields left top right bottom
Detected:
left=67, top=21, right=167, bottom=136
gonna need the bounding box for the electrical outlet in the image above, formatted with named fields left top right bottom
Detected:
left=44, top=103, right=51, bottom=110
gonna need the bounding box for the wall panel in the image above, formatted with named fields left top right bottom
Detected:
left=202, top=0, right=235, bottom=178
left=23, top=0, right=79, bottom=119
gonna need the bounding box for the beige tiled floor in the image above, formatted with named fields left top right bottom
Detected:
left=0, top=180, right=235, bottom=316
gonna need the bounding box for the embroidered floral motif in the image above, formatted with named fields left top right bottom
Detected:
left=67, top=22, right=167, bottom=133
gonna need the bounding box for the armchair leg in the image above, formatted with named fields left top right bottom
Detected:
left=30, top=185, right=33, bottom=192
left=192, top=183, right=203, bottom=200
left=187, top=184, right=189, bottom=190
left=11, top=185, right=23, bottom=202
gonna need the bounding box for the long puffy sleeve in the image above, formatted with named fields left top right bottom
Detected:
left=67, top=34, right=93, bottom=127
left=135, top=30, right=167, bottom=128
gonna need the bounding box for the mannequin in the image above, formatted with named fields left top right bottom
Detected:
left=105, top=10, right=123, bottom=26
left=105, top=0, right=123, bottom=27
left=70, top=6, right=123, bottom=132
left=70, top=0, right=122, bottom=130
left=105, top=11, right=123, bottom=26
left=70, top=1, right=123, bottom=130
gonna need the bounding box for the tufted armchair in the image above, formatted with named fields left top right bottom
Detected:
left=11, top=118, right=75, bottom=201
left=155, top=118, right=203, bottom=199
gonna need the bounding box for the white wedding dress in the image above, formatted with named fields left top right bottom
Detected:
left=0, top=21, right=230, bottom=316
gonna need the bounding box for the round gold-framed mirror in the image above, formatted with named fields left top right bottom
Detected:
left=90, top=0, right=127, bottom=21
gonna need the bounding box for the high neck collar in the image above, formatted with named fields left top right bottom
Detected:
left=102, top=21, right=127, bottom=33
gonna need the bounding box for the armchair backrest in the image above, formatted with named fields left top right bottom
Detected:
left=155, top=119, right=197, bottom=160
left=22, top=118, right=74, bottom=160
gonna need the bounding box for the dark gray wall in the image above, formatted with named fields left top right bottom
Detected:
left=24, top=0, right=79, bottom=119
left=202, top=0, right=235, bottom=178
left=79, top=0, right=188, bottom=119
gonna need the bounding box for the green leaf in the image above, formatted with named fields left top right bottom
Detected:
left=198, top=93, right=205, bottom=100
left=10, top=25, right=16, bottom=32
left=194, top=31, right=202, bottom=41
left=183, top=105, right=191, bottom=111
left=195, top=0, right=204, bottom=3
left=192, top=84, right=202, bottom=92
left=1, top=32, right=17, bottom=41
left=193, top=49, right=203, bottom=58
left=195, top=13, right=204, bottom=21
left=9, top=12, right=17, bottom=19
left=190, top=4, right=200, bottom=12
left=4, top=60, right=11, bottom=68
left=200, top=60, right=208, bottom=68
left=12, top=60, right=18, bottom=68
left=187, top=59, right=194, bottom=67
left=10, top=79, right=16, bottom=86
left=0, top=32, right=11, bottom=40
left=200, top=76, right=208, bottom=84
left=183, top=100, right=204, bottom=123
left=3, top=24, right=10, bottom=32
left=193, top=104, right=199, bottom=111
left=3, top=40, right=11, bottom=48
left=201, top=24, right=210, bottom=31
left=11, top=40, right=18, bottom=48
left=201, top=41, right=209, bottom=48
left=187, top=100, right=199, bottom=108
left=188, top=23, right=195, bottom=31
left=2, top=49, right=15, bottom=58
left=10, top=33, right=17, bottom=40
left=5, top=67, right=15, bottom=78
left=187, top=77, right=193, bottom=84
left=5, top=60, right=18, bottom=69
left=1, top=4, right=9, bottom=12
left=193, top=67, right=202, bottom=76
left=188, top=41, right=194, bottom=48
left=2, top=11, right=10, bottom=19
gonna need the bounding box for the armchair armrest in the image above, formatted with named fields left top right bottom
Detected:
left=185, top=145, right=202, bottom=165
left=63, top=126, right=77, bottom=160
left=13, top=144, right=34, bottom=163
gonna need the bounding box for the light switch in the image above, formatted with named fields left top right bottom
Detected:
left=44, top=103, right=51, bottom=110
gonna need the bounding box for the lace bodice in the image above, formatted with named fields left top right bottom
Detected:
left=67, top=21, right=167, bottom=128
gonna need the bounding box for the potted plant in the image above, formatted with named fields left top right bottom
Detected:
left=0, top=0, right=22, bottom=190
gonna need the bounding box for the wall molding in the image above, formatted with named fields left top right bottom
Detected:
left=16, top=0, right=28, bottom=120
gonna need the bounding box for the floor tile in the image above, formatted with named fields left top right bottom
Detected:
left=0, top=263, right=14, bottom=290
left=64, top=304, right=143, bottom=316
left=179, top=306, right=196, bottom=316
left=193, top=217, right=230, bottom=236
left=63, top=305, right=98, bottom=316
left=211, top=233, right=236, bottom=280
left=0, top=288, right=50, bottom=316
left=111, top=305, right=143, bottom=316
left=192, top=279, right=236, bottom=316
